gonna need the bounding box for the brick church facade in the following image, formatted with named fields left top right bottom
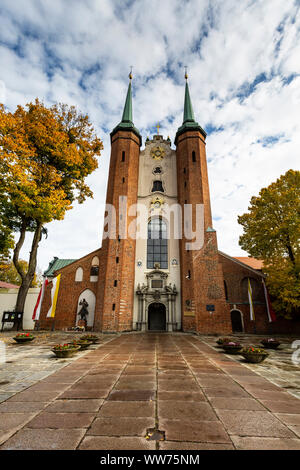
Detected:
left=38, top=75, right=277, bottom=335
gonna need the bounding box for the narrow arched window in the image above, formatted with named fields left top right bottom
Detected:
left=151, top=180, right=164, bottom=192
left=192, top=151, right=196, bottom=162
left=90, top=256, right=99, bottom=282
left=90, top=265, right=99, bottom=277
left=147, top=217, right=168, bottom=269
left=121, top=151, right=125, bottom=162
left=75, top=267, right=83, bottom=282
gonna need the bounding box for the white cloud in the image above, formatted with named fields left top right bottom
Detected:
left=0, top=0, right=299, bottom=271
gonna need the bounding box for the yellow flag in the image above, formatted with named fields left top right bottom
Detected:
left=47, top=274, right=61, bottom=318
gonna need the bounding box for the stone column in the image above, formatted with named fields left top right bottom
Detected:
left=136, top=295, right=141, bottom=331
left=167, top=294, right=173, bottom=331
left=141, top=294, right=147, bottom=331
left=172, top=294, right=177, bottom=331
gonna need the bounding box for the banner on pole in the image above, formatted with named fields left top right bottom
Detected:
left=32, top=279, right=49, bottom=321
left=248, top=278, right=255, bottom=321
left=47, top=274, right=61, bottom=319
left=262, top=279, right=277, bottom=322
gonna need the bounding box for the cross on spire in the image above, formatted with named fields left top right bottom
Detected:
left=156, top=123, right=160, bottom=135
left=129, top=66, right=133, bottom=80
left=184, top=66, right=188, bottom=80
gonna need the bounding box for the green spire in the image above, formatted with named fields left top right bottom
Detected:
left=175, top=73, right=206, bottom=145
left=121, top=80, right=133, bottom=123
left=110, top=73, right=141, bottom=146
left=183, top=81, right=195, bottom=123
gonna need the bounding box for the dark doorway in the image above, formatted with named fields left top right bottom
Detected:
left=148, top=303, right=166, bottom=331
left=231, top=310, right=243, bottom=332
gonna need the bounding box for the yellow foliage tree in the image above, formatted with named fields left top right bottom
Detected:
left=238, top=170, right=300, bottom=318
left=0, top=259, right=41, bottom=287
left=0, top=99, right=102, bottom=315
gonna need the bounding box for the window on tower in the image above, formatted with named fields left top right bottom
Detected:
left=147, top=217, right=168, bottom=269
left=151, top=180, right=164, bottom=192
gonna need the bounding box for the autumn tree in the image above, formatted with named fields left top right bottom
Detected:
left=0, top=259, right=41, bottom=287
left=238, top=169, right=300, bottom=317
left=0, top=99, right=102, bottom=315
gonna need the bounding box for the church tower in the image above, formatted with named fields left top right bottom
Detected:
left=175, top=73, right=231, bottom=333
left=94, top=73, right=141, bottom=332
left=94, top=72, right=231, bottom=334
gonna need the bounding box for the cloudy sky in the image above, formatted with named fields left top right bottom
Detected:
left=0, top=0, right=299, bottom=273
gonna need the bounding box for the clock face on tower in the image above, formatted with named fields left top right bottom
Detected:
left=151, top=146, right=165, bottom=160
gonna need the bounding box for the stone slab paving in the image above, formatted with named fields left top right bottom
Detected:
left=200, top=334, right=300, bottom=399
left=0, top=332, right=299, bottom=450
left=0, top=331, right=115, bottom=403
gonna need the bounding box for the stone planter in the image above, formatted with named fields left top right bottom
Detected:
left=80, top=336, right=99, bottom=344
left=52, top=346, right=80, bottom=358
left=13, top=336, right=35, bottom=344
left=222, top=345, right=243, bottom=355
left=78, top=341, right=93, bottom=350
left=69, top=341, right=93, bottom=350
left=261, top=340, right=281, bottom=350
left=241, top=352, right=269, bottom=363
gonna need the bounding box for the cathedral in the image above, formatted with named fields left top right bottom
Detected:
left=39, top=74, right=272, bottom=335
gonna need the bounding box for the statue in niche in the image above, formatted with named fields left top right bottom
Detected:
left=78, top=298, right=89, bottom=322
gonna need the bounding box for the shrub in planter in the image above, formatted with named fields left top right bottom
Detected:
left=222, top=341, right=243, bottom=354
left=52, top=343, right=80, bottom=358
left=69, top=339, right=93, bottom=350
left=80, top=334, right=100, bottom=344
left=261, top=338, right=281, bottom=349
left=216, top=337, right=232, bottom=346
left=241, top=347, right=269, bottom=363
left=13, top=333, right=35, bottom=343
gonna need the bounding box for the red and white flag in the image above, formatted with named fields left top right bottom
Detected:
left=32, top=279, right=49, bottom=321
left=262, top=279, right=276, bottom=322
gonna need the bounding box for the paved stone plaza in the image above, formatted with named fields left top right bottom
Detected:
left=0, top=332, right=300, bottom=450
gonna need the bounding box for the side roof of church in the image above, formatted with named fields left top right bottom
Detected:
left=44, top=248, right=102, bottom=277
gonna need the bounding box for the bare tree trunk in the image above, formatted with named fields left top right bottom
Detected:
left=13, top=221, right=43, bottom=328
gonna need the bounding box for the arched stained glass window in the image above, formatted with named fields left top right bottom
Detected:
left=147, top=218, right=168, bottom=269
